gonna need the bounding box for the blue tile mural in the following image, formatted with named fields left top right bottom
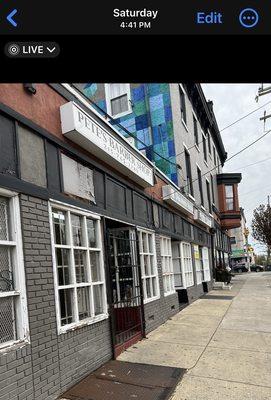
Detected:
left=80, top=83, right=178, bottom=185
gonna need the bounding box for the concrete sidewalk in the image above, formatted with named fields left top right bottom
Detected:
left=118, top=273, right=271, bottom=400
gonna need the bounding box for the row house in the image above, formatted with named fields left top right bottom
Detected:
left=74, top=83, right=242, bottom=298
left=0, top=83, right=241, bottom=399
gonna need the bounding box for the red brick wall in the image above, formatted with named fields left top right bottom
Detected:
left=0, top=84, right=169, bottom=201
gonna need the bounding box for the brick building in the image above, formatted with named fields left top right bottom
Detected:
left=0, top=83, right=242, bottom=399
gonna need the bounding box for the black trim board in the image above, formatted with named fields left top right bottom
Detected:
left=217, top=173, right=242, bottom=184
left=0, top=96, right=211, bottom=243
left=0, top=102, right=145, bottom=195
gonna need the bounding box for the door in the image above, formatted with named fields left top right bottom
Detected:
left=107, top=227, right=144, bottom=357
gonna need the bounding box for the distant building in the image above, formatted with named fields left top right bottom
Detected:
left=228, top=207, right=254, bottom=268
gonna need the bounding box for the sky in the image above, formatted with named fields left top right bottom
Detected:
left=202, top=84, right=271, bottom=255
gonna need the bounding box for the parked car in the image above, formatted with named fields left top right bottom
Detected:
left=232, top=264, right=249, bottom=273
left=250, top=264, right=265, bottom=272
left=265, top=265, right=271, bottom=271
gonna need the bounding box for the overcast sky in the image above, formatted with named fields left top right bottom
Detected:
left=202, top=84, right=271, bottom=255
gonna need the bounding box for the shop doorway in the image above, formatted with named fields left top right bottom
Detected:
left=105, top=221, right=145, bottom=357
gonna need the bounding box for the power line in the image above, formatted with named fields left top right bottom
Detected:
left=220, top=100, right=271, bottom=131
left=241, top=183, right=271, bottom=198
left=74, top=85, right=271, bottom=171
left=172, top=128, right=271, bottom=197
left=228, top=156, right=271, bottom=172
left=174, top=99, right=271, bottom=160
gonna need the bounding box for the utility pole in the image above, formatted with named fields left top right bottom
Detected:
left=257, top=84, right=271, bottom=128
left=243, top=227, right=250, bottom=272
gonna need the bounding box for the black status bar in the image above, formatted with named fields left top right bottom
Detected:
left=0, top=1, right=270, bottom=35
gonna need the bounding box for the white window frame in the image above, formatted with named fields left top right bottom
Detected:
left=201, top=131, right=208, bottom=167
left=180, top=242, right=194, bottom=288
left=0, top=188, right=29, bottom=350
left=160, top=236, right=175, bottom=296
left=202, top=247, right=211, bottom=282
left=138, top=228, right=160, bottom=304
left=49, top=200, right=108, bottom=335
left=194, top=245, right=204, bottom=284
left=172, top=242, right=184, bottom=289
left=105, top=83, right=132, bottom=119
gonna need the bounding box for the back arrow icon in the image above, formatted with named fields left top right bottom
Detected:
left=7, top=9, right=18, bottom=27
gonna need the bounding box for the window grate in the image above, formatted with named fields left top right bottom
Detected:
left=0, top=197, right=9, bottom=241
left=0, top=297, right=16, bottom=344
left=0, top=246, right=14, bottom=292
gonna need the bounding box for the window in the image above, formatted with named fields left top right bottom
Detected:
left=179, top=86, right=187, bottom=124
left=160, top=236, right=175, bottom=296
left=230, top=237, right=236, bottom=244
left=224, top=253, right=229, bottom=268
left=202, top=247, right=211, bottom=282
left=172, top=242, right=183, bottom=288
left=216, top=250, right=222, bottom=268
left=185, top=150, right=193, bottom=196
left=193, top=116, right=199, bottom=146
left=50, top=203, right=107, bottom=333
left=105, top=84, right=131, bottom=118
left=138, top=229, right=159, bottom=302
left=202, top=133, right=207, bottom=162
left=206, top=180, right=212, bottom=213
left=18, top=125, right=47, bottom=188
left=197, top=167, right=204, bottom=206
left=172, top=242, right=194, bottom=289
left=181, top=242, right=194, bottom=287
left=213, top=146, right=216, bottom=165
left=194, top=245, right=204, bottom=284
left=207, top=131, right=211, bottom=154
left=0, top=190, right=28, bottom=348
left=225, top=185, right=234, bottom=210
left=210, top=174, right=215, bottom=204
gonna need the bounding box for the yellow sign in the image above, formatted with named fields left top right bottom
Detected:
left=193, top=245, right=200, bottom=260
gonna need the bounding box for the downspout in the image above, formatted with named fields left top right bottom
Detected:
left=143, top=83, right=154, bottom=159
left=210, top=227, right=216, bottom=281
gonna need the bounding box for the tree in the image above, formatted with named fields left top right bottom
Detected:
left=255, top=254, right=267, bottom=266
left=251, top=204, right=271, bottom=263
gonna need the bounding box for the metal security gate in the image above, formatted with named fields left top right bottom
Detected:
left=106, top=227, right=144, bottom=357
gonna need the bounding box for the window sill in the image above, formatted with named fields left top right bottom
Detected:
left=144, top=295, right=160, bottom=305
left=58, top=313, right=109, bottom=335
left=204, top=160, right=209, bottom=168
left=181, top=119, right=189, bottom=132
left=201, top=205, right=206, bottom=211
left=0, top=338, right=30, bottom=353
left=185, top=283, right=194, bottom=289
left=188, top=193, right=195, bottom=202
left=109, top=109, right=133, bottom=120
left=195, top=144, right=200, bottom=153
left=164, top=290, right=176, bottom=297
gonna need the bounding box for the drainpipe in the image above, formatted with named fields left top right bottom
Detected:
left=210, top=227, right=216, bottom=281
left=143, top=84, right=154, bottom=158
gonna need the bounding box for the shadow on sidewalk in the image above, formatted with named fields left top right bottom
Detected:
left=59, top=360, right=186, bottom=400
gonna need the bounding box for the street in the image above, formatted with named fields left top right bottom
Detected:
left=119, top=273, right=271, bottom=400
